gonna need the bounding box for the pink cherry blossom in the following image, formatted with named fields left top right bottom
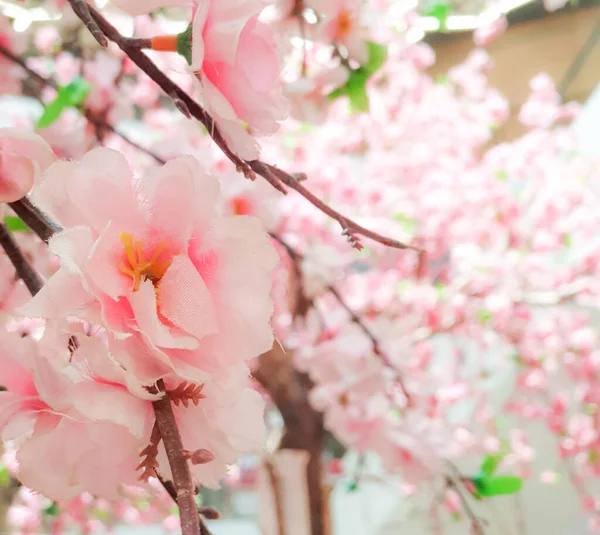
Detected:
left=0, top=128, right=56, bottom=202
left=21, top=148, right=279, bottom=384
left=305, top=0, right=369, bottom=64
left=113, top=0, right=288, bottom=159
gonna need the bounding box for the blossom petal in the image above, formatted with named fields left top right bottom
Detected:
left=157, top=254, right=218, bottom=341
left=129, top=280, right=199, bottom=350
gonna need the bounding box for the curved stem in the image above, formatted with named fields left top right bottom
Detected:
left=152, top=380, right=201, bottom=535
left=0, top=224, right=43, bottom=295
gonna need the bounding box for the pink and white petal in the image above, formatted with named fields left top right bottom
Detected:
left=16, top=422, right=86, bottom=501
left=134, top=157, right=198, bottom=246
left=31, top=161, right=86, bottom=228
left=17, top=268, right=96, bottom=320
left=343, top=34, right=369, bottom=65
left=48, top=226, right=95, bottom=273
left=67, top=382, right=151, bottom=439
left=189, top=2, right=210, bottom=71
left=109, top=333, right=175, bottom=385
left=204, top=216, right=278, bottom=361
left=128, top=280, right=199, bottom=350
left=215, top=388, right=265, bottom=452
left=199, top=77, right=260, bottom=160
left=157, top=254, right=218, bottom=341
left=68, top=149, right=141, bottom=232
left=86, top=222, right=132, bottom=300
left=73, top=421, right=143, bottom=499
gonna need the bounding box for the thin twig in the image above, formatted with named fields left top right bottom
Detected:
left=0, top=44, right=165, bottom=165
left=79, top=6, right=415, bottom=252
left=0, top=224, right=43, bottom=296
left=67, top=0, right=108, bottom=47
left=152, top=379, right=203, bottom=535
left=446, top=463, right=486, bottom=535
left=8, top=197, right=61, bottom=243
left=269, top=232, right=412, bottom=402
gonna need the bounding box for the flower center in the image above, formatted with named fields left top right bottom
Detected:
left=336, top=11, right=353, bottom=39
left=119, top=232, right=172, bottom=292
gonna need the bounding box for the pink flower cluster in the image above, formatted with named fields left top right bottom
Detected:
left=0, top=141, right=278, bottom=500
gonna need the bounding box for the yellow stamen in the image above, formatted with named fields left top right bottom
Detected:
left=119, top=232, right=172, bottom=292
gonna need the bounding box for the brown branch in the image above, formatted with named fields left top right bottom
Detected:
left=8, top=197, right=61, bottom=243
left=446, top=464, right=486, bottom=535
left=0, top=44, right=165, bottom=165
left=152, top=379, right=202, bottom=535
left=0, top=224, right=43, bottom=296
left=67, top=0, right=108, bottom=48
left=269, top=233, right=412, bottom=403
left=78, top=6, right=415, bottom=252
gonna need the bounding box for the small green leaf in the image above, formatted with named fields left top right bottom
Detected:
left=475, top=475, right=523, bottom=497
left=363, top=41, right=387, bottom=76
left=0, top=465, right=9, bottom=488
left=347, top=481, right=358, bottom=492
left=424, top=2, right=450, bottom=29
left=176, top=24, right=193, bottom=66
left=60, top=77, right=91, bottom=107
left=478, top=309, right=492, bottom=322
left=346, top=71, right=370, bottom=112
left=4, top=216, right=29, bottom=233
left=563, top=234, right=572, bottom=247
left=0, top=386, right=5, bottom=392
left=495, top=169, right=509, bottom=181
left=194, top=493, right=203, bottom=507
left=37, top=98, right=67, bottom=129
left=435, top=74, right=450, bottom=85
left=37, top=77, right=91, bottom=129
left=43, top=502, right=59, bottom=517
left=480, top=452, right=506, bottom=478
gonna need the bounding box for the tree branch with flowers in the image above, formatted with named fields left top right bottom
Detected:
left=0, top=0, right=599, bottom=534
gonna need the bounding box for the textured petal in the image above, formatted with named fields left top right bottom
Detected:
left=86, top=222, right=131, bottom=300
left=157, top=254, right=218, bottom=341
left=200, top=77, right=260, bottom=160
left=135, top=157, right=199, bottom=247
left=17, top=268, right=95, bottom=320
left=129, top=280, right=199, bottom=350
left=67, top=149, right=141, bottom=232
left=67, top=382, right=150, bottom=439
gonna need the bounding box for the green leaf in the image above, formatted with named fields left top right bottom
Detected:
left=363, top=41, right=387, bottom=76
left=474, top=475, right=523, bottom=497
left=347, top=481, right=358, bottom=492
left=478, top=309, right=492, bottom=322
left=435, top=74, right=450, bottom=85
left=325, top=42, right=387, bottom=113
left=347, top=79, right=369, bottom=112
left=424, top=2, right=450, bottom=30
left=563, top=234, right=572, bottom=247
left=43, top=502, right=59, bottom=517
left=60, top=77, right=91, bottom=107
left=0, top=386, right=5, bottom=392
left=4, top=216, right=29, bottom=233
left=176, top=24, right=193, bottom=66
left=36, top=77, right=91, bottom=129
left=37, top=98, right=67, bottom=129
left=480, top=452, right=506, bottom=478
left=0, top=465, right=9, bottom=488
left=495, top=169, right=509, bottom=181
